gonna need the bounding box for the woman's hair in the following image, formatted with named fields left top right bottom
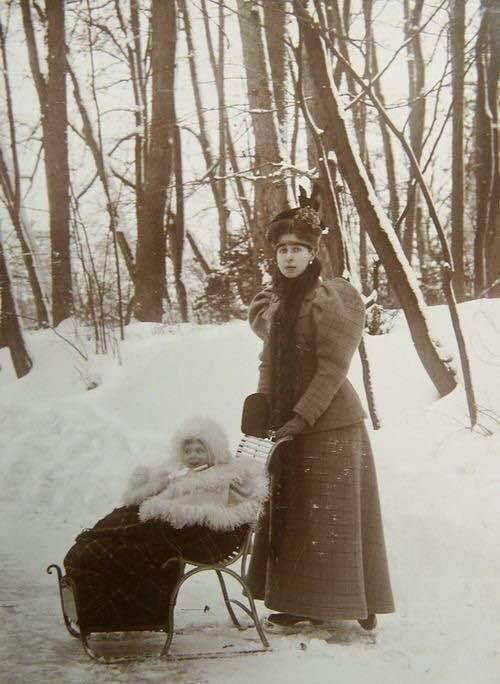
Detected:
left=266, top=206, right=323, bottom=251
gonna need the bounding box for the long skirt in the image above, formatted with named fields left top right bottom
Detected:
left=246, top=422, right=394, bottom=621
left=64, top=506, right=248, bottom=632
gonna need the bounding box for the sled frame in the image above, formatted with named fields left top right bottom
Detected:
left=47, top=435, right=290, bottom=662
left=47, top=539, right=266, bottom=662
left=161, top=525, right=269, bottom=657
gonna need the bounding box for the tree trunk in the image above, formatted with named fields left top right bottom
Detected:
left=170, top=120, right=189, bottom=323
left=473, top=3, right=499, bottom=297
left=402, top=0, right=426, bottom=267
left=123, top=0, right=147, bottom=234
left=297, top=63, right=345, bottom=276
left=237, top=0, right=288, bottom=256
left=358, top=0, right=376, bottom=292
left=21, top=0, right=72, bottom=325
left=299, top=45, right=344, bottom=277
left=0, top=146, right=49, bottom=328
left=44, top=0, right=72, bottom=325
left=0, top=232, right=32, bottom=377
left=217, top=0, right=228, bottom=256
left=0, top=19, right=49, bottom=328
left=262, top=0, right=288, bottom=136
left=21, top=0, right=73, bottom=326
left=474, top=12, right=490, bottom=295
left=483, top=2, right=500, bottom=295
left=134, top=0, right=176, bottom=322
left=326, top=0, right=364, bottom=137
left=179, top=0, right=227, bottom=254
left=294, top=0, right=456, bottom=397
left=370, top=33, right=400, bottom=226
left=186, top=231, right=212, bottom=276
left=319, top=0, right=374, bottom=289
left=67, top=62, right=135, bottom=284
left=450, top=0, right=466, bottom=301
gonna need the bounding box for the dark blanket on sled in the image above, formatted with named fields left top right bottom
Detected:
left=64, top=505, right=249, bottom=632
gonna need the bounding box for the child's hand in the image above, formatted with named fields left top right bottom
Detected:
left=273, top=415, right=308, bottom=440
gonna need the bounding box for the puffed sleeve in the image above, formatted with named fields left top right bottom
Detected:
left=248, top=287, right=274, bottom=395
left=248, top=286, right=273, bottom=341
left=293, top=279, right=365, bottom=427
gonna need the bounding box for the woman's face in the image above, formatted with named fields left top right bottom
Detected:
left=182, top=439, right=210, bottom=468
left=276, top=233, right=314, bottom=279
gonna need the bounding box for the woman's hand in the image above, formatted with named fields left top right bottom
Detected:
left=273, top=414, right=308, bottom=440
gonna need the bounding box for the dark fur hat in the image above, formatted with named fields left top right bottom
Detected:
left=266, top=206, right=322, bottom=250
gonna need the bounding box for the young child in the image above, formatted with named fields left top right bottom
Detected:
left=63, top=417, right=267, bottom=633
left=123, top=415, right=267, bottom=530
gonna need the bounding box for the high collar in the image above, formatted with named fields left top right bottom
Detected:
left=270, top=276, right=321, bottom=304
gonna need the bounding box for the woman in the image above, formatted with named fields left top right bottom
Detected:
left=246, top=206, right=394, bottom=630
left=63, top=416, right=267, bottom=633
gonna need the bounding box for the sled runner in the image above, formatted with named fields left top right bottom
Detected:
left=47, top=433, right=288, bottom=662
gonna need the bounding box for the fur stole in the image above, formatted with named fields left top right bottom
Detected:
left=138, top=459, right=268, bottom=531
left=270, top=258, right=321, bottom=428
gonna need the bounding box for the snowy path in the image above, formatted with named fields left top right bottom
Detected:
left=3, top=498, right=498, bottom=684
left=0, top=501, right=387, bottom=684
left=2, top=310, right=500, bottom=683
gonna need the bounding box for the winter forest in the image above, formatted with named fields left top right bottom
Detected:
left=0, top=0, right=497, bottom=363
left=1, top=0, right=499, bottom=682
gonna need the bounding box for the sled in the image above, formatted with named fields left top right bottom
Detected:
left=47, top=433, right=289, bottom=662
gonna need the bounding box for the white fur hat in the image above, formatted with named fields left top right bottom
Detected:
left=169, top=416, right=232, bottom=467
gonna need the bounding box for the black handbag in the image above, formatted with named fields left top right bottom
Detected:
left=240, top=392, right=270, bottom=438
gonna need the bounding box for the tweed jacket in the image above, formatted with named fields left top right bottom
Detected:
left=248, top=277, right=367, bottom=432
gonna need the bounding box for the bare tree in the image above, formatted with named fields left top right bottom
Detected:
left=112, top=0, right=148, bottom=234
left=180, top=0, right=228, bottom=255
left=474, top=0, right=499, bottom=297
left=216, top=0, right=228, bottom=255
left=305, top=4, right=479, bottom=424
left=294, top=0, right=457, bottom=397
left=169, top=119, right=188, bottom=322
left=402, top=0, right=427, bottom=270
left=368, top=25, right=401, bottom=227
left=237, top=0, right=288, bottom=256
left=450, top=0, right=466, bottom=301
left=21, top=0, right=72, bottom=326
left=67, top=53, right=134, bottom=338
left=262, top=0, right=288, bottom=137
left=0, top=228, right=32, bottom=377
left=315, top=0, right=375, bottom=289
left=134, top=0, right=176, bottom=322
left=295, top=48, right=345, bottom=276
left=0, top=17, right=49, bottom=328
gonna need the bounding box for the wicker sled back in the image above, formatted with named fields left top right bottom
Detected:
left=235, top=434, right=291, bottom=468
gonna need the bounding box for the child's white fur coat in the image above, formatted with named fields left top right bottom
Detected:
left=122, top=416, right=268, bottom=531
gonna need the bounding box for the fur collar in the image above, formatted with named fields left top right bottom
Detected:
left=138, top=459, right=268, bottom=531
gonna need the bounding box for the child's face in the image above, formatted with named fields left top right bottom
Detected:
left=182, top=439, right=210, bottom=468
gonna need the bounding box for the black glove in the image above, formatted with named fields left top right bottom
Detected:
left=273, top=414, right=308, bottom=440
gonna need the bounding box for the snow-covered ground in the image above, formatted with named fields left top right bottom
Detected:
left=1, top=300, right=499, bottom=684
